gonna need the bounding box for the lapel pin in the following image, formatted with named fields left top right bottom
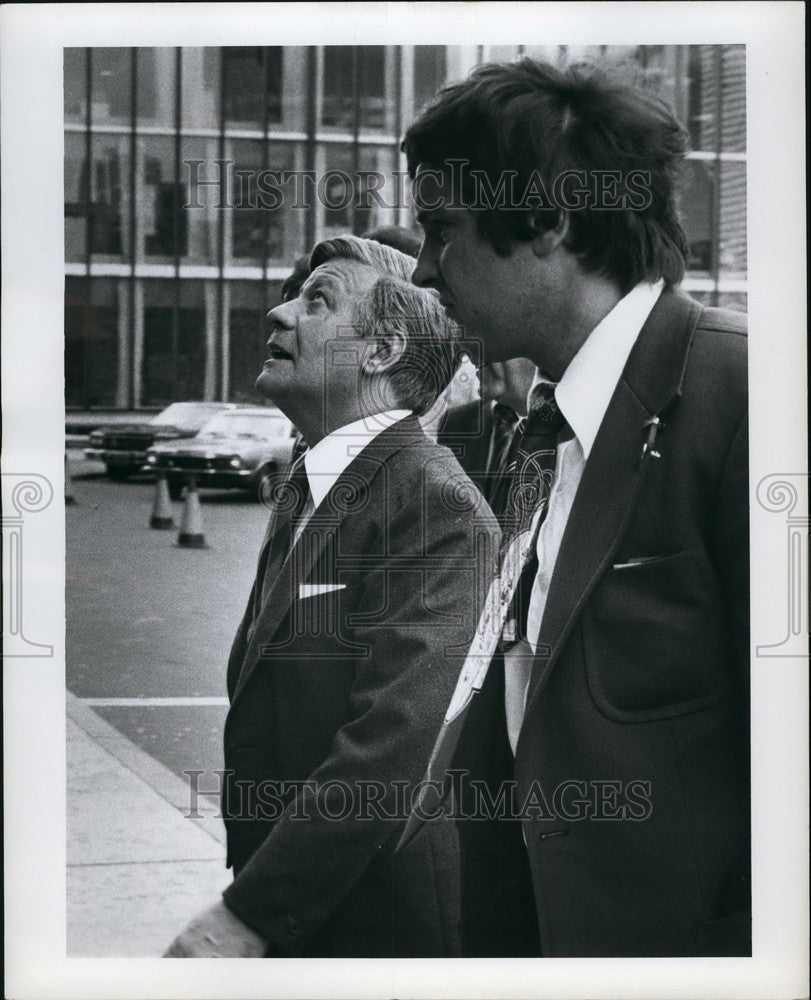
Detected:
left=641, top=416, right=663, bottom=461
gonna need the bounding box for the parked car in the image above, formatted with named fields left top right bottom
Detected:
left=84, top=401, right=235, bottom=481
left=145, top=407, right=297, bottom=499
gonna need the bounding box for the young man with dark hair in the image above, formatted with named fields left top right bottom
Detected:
left=403, top=59, right=750, bottom=958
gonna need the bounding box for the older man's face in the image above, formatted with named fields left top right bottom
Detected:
left=257, top=259, right=378, bottom=412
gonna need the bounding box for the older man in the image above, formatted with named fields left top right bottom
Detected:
left=165, top=236, right=499, bottom=957
left=403, top=59, right=750, bottom=957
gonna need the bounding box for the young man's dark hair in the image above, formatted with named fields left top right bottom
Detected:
left=403, top=58, right=690, bottom=293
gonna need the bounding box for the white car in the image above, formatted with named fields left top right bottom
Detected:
left=146, top=407, right=297, bottom=500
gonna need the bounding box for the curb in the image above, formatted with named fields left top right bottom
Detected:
left=66, top=690, right=226, bottom=847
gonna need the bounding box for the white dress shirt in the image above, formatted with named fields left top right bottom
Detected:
left=293, top=409, right=412, bottom=541
left=504, top=280, right=664, bottom=753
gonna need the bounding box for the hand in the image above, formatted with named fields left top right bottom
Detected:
left=164, top=900, right=266, bottom=957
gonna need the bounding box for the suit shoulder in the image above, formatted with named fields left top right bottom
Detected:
left=689, top=304, right=748, bottom=376
left=681, top=305, right=747, bottom=429
left=390, top=436, right=499, bottom=533
left=695, top=304, right=747, bottom=338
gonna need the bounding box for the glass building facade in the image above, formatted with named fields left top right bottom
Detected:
left=64, top=44, right=746, bottom=411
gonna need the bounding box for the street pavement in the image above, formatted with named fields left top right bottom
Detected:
left=66, top=450, right=271, bottom=955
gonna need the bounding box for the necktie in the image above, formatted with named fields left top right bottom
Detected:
left=484, top=403, right=520, bottom=506
left=497, top=382, right=566, bottom=644
left=397, top=382, right=566, bottom=850
left=255, top=454, right=311, bottom=611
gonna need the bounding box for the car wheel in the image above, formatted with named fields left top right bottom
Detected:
left=167, top=476, right=185, bottom=501
left=106, top=465, right=130, bottom=482
left=254, top=464, right=276, bottom=503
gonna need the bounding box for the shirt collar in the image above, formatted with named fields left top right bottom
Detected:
left=530, top=280, right=663, bottom=459
left=303, top=410, right=412, bottom=509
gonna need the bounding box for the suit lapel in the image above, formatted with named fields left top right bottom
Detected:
left=520, top=289, right=704, bottom=723
left=232, top=416, right=426, bottom=706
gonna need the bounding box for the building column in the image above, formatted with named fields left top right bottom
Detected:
left=204, top=279, right=218, bottom=401
left=131, top=278, right=144, bottom=407
left=220, top=280, right=231, bottom=401
left=115, top=278, right=130, bottom=408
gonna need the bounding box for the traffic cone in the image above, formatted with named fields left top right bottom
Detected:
left=176, top=477, right=207, bottom=548
left=150, top=473, right=175, bottom=529
left=65, top=452, right=77, bottom=505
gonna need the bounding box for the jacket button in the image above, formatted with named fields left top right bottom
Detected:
left=286, top=915, right=299, bottom=936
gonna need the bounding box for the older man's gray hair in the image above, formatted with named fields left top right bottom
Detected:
left=308, top=235, right=460, bottom=416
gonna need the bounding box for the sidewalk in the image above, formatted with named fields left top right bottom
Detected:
left=67, top=692, right=230, bottom=957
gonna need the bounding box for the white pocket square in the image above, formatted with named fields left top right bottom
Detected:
left=298, top=583, right=346, bottom=599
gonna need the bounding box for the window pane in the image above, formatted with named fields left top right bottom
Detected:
left=90, top=47, right=132, bottom=126
left=687, top=289, right=747, bottom=313
left=137, top=48, right=176, bottom=130
left=65, top=132, right=88, bottom=262
left=222, top=47, right=283, bottom=129
left=321, top=47, right=354, bottom=132
left=719, top=161, right=747, bottom=276
left=356, top=145, right=399, bottom=233
left=315, top=142, right=399, bottom=241
left=720, top=45, right=746, bottom=153
left=90, top=133, right=129, bottom=260
left=65, top=276, right=90, bottom=408
left=358, top=46, right=396, bottom=133
left=226, top=139, right=303, bottom=264
left=413, top=46, right=447, bottom=117
left=265, top=279, right=285, bottom=312
left=141, top=279, right=206, bottom=405
left=317, top=143, right=354, bottom=238
left=227, top=281, right=267, bottom=403
left=680, top=159, right=714, bottom=273
left=65, top=48, right=88, bottom=124
left=181, top=47, right=220, bottom=129
left=716, top=291, right=747, bottom=313
left=686, top=45, right=720, bottom=152
left=137, top=135, right=181, bottom=261
left=278, top=47, right=307, bottom=132
left=180, top=136, right=220, bottom=264
left=65, top=277, right=120, bottom=408
left=266, top=142, right=302, bottom=264
left=229, top=139, right=265, bottom=261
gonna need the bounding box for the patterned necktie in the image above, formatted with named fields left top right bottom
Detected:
left=484, top=403, right=520, bottom=505
left=397, top=382, right=566, bottom=850
left=498, top=382, right=566, bottom=645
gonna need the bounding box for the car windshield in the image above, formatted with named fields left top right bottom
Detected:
left=152, top=403, right=226, bottom=431
left=198, top=412, right=288, bottom=440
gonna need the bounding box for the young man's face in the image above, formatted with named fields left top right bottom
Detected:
left=411, top=165, right=547, bottom=367
left=257, top=259, right=378, bottom=416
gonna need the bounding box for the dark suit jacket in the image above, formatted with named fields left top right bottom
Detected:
left=438, top=399, right=494, bottom=497
left=221, top=416, right=499, bottom=957
left=456, top=289, right=750, bottom=957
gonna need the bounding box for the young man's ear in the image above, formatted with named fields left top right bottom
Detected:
left=529, top=210, right=569, bottom=258
left=361, top=329, right=407, bottom=375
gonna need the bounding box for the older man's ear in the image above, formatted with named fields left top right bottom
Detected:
left=360, top=329, right=408, bottom=375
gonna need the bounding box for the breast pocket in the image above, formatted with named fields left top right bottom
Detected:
left=583, top=547, right=733, bottom=721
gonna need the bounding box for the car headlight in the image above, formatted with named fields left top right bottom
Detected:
left=146, top=454, right=157, bottom=465
left=228, top=456, right=242, bottom=469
